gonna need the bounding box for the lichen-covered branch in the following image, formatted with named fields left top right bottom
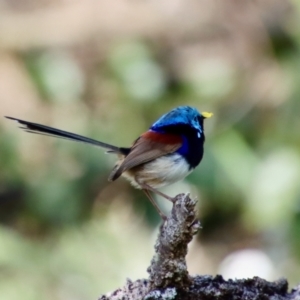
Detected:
left=98, top=193, right=300, bottom=300
left=147, top=193, right=200, bottom=289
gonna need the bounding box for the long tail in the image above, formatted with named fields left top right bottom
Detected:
left=5, top=116, right=123, bottom=153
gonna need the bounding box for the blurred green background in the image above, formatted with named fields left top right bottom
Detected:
left=1, top=0, right=300, bottom=299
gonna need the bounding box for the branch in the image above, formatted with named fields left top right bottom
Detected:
left=147, top=193, right=200, bottom=289
left=98, top=193, right=300, bottom=300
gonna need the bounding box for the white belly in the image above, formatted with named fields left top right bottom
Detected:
left=123, top=153, right=192, bottom=189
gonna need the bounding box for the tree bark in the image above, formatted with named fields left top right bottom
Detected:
left=99, top=194, right=300, bottom=300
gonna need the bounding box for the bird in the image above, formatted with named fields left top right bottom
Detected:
left=5, top=106, right=212, bottom=219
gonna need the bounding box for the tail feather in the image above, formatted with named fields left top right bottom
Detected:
left=5, top=116, right=122, bottom=153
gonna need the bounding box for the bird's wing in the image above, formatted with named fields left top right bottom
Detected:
left=5, top=116, right=124, bottom=153
left=109, top=131, right=182, bottom=181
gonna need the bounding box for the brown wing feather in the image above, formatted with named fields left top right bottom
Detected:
left=108, top=131, right=182, bottom=181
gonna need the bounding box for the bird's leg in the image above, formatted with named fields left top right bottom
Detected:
left=143, top=189, right=167, bottom=220
left=135, top=178, right=175, bottom=203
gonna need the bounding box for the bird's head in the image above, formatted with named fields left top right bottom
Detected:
left=151, top=106, right=213, bottom=133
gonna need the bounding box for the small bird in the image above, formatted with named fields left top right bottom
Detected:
left=6, top=106, right=212, bottom=219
